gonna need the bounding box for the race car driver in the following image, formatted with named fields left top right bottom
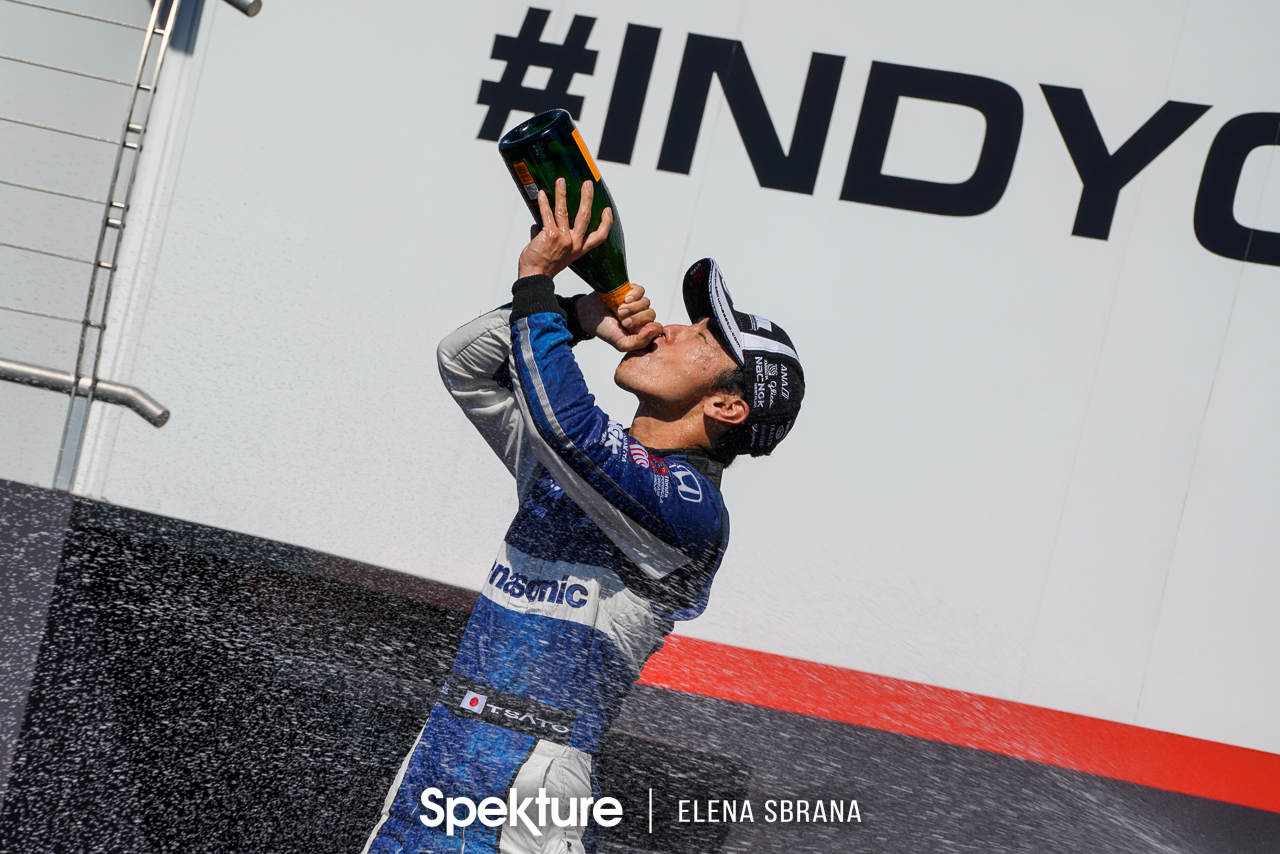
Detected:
left=363, top=178, right=804, bottom=854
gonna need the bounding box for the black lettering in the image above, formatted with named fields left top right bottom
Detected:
left=1041, top=85, right=1209, bottom=239
left=840, top=61, right=1023, bottom=216
left=658, top=34, right=844, bottom=194
left=1194, top=112, right=1280, bottom=267
left=598, top=24, right=662, bottom=164
left=477, top=8, right=597, bottom=141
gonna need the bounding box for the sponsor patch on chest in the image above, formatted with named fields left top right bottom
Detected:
left=487, top=562, right=589, bottom=607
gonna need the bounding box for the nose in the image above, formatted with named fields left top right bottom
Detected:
left=664, top=319, right=708, bottom=342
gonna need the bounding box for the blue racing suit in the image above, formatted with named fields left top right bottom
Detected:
left=363, top=276, right=729, bottom=854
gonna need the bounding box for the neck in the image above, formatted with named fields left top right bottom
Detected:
left=627, top=401, right=710, bottom=452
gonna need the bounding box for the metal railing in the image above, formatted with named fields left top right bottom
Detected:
left=0, top=0, right=260, bottom=490
left=0, top=357, right=169, bottom=426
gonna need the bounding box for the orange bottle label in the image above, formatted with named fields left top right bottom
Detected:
left=600, top=282, right=631, bottom=312
left=571, top=128, right=602, bottom=182
left=513, top=161, right=538, bottom=200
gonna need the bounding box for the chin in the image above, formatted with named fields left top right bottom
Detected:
left=614, top=354, right=654, bottom=397
left=613, top=360, right=641, bottom=394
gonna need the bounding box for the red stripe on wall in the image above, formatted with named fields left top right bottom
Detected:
left=637, top=635, right=1280, bottom=814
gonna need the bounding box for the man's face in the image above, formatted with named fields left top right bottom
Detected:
left=614, top=318, right=739, bottom=412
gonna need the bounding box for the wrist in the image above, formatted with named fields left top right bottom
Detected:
left=510, top=274, right=559, bottom=321
left=518, top=262, right=553, bottom=279
left=559, top=294, right=595, bottom=344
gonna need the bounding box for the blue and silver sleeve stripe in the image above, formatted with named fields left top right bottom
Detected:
left=510, top=314, right=697, bottom=575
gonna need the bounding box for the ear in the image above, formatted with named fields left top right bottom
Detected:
left=702, top=393, right=749, bottom=427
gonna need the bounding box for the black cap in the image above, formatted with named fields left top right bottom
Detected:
left=682, top=258, right=804, bottom=456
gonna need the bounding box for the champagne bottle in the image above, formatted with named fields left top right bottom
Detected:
left=498, top=109, right=632, bottom=313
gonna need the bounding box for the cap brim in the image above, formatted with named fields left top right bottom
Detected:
left=682, top=258, right=745, bottom=364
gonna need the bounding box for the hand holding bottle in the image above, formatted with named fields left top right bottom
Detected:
left=576, top=286, right=662, bottom=353
left=518, top=177, right=660, bottom=352
left=518, top=178, right=614, bottom=280
left=499, top=109, right=636, bottom=314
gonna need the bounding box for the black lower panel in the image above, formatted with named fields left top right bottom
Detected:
left=0, top=483, right=744, bottom=854
left=1, top=479, right=1277, bottom=854
left=609, top=685, right=1280, bottom=854
left=0, top=486, right=465, bottom=854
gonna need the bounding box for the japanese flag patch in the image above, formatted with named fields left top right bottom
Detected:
left=460, top=691, right=487, bottom=714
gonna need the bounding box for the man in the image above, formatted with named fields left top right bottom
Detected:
left=364, top=179, right=804, bottom=854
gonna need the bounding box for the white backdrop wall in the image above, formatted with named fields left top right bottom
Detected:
left=10, top=0, right=1279, bottom=754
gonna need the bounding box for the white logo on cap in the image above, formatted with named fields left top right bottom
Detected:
left=742, top=332, right=799, bottom=363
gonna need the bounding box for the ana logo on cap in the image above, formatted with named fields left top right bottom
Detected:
left=682, top=258, right=805, bottom=456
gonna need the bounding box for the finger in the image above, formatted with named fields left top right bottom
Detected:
left=622, top=293, right=650, bottom=313
left=572, top=181, right=594, bottom=241
left=582, top=207, right=613, bottom=253
left=554, top=178, right=570, bottom=231
left=629, top=322, right=664, bottom=347
left=629, top=307, right=657, bottom=326
left=537, top=190, right=554, bottom=229
left=621, top=307, right=657, bottom=329
left=615, top=297, right=650, bottom=320
left=617, top=286, right=649, bottom=318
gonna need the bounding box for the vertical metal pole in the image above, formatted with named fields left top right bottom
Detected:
left=53, top=0, right=183, bottom=491
left=53, top=399, right=90, bottom=491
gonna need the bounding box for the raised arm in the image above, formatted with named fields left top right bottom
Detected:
left=436, top=307, right=540, bottom=489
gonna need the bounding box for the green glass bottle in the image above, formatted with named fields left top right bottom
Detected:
left=498, top=109, right=632, bottom=313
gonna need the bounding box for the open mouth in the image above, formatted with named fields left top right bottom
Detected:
left=623, top=340, right=659, bottom=361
